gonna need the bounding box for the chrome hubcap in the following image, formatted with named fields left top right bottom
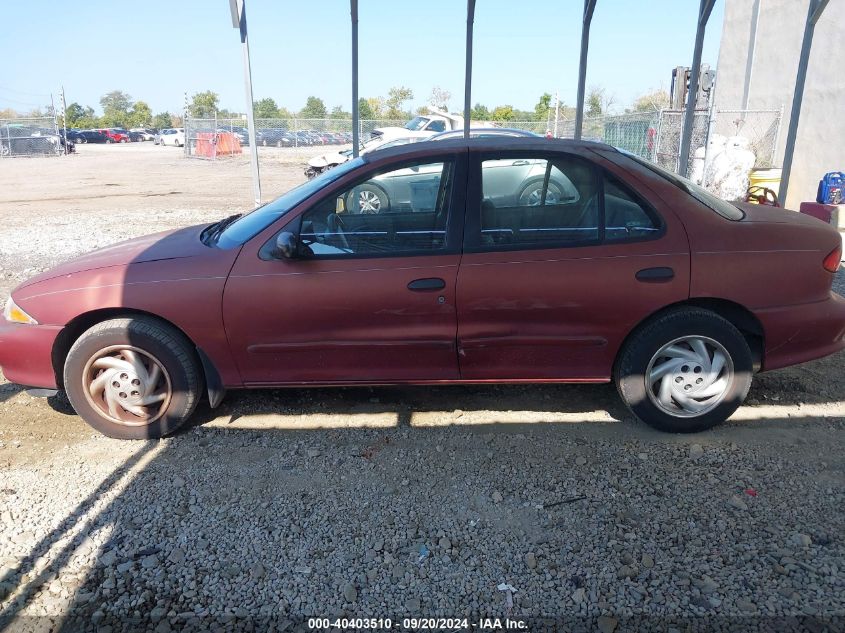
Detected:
left=523, top=187, right=560, bottom=206
left=646, top=336, right=733, bottom=418
left=83, top=345, right=171, bottom=426
left=357, top=190, right=381, bottom=213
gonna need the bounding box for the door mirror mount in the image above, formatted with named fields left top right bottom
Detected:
left=272, top=231, right=299, bottom=260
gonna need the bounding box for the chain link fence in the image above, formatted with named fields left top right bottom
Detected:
left=184, top=109, right=782, bottom=191
left=184, top=116, right=408, bottom=160
left=0, top=116, right=63, bottom=158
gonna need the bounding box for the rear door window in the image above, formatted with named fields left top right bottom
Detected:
left=476, top=155, right=599, bottom=248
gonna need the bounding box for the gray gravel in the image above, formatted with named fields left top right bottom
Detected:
left=1, top=418, right=844, bottom=631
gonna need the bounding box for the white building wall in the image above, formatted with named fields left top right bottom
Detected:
left=715, top=0, right=844, bottom=209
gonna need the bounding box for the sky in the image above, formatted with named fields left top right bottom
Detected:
left=0, top=0, right=724, bottom=117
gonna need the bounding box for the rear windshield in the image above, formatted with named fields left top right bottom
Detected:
left=618, top=150, right=745, bottom=221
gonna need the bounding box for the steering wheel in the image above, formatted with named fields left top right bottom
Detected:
left=325, top=213, right=350, bottom=250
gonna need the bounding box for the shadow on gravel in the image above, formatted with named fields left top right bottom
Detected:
left=0, top=442, right=157, bottom=631
left=0, top=407, right=842, bottom=632
left=0, top=383, right=24, bottom=405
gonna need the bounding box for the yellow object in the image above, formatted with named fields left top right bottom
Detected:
left=748, top=168, right=782, bottom=203
left=3, top=297, right=38, bottom=324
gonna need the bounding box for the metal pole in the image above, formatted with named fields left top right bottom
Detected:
left=574, top=0, right=597, bottom=140
left=235, top=0, right=261, bottom=206
left=351, top=0, right=359, bottom=157
left=678, top=0, right=716, bottom=177
left=463, top=0, right=476, bottom=138
left=60, top=86, right=68, bottom=156
left=553, top=92, right=560, bottom=138
left=779, top=0, right=829, bottom=205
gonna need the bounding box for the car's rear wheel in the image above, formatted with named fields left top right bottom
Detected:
left=63, top=317, right=202, bottom=440
left=614, top=308, right=752, bottom=433
left=518, top=179, right=563, bottom=206
left=347, top=184, right=389, bottom=214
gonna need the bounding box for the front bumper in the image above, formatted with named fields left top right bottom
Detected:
left=758, top=292, right=845, bottom=371
left=0, top=320, right=62, bottom=388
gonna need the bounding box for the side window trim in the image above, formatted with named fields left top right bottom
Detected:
left=260, top=152, right=467, bottom=260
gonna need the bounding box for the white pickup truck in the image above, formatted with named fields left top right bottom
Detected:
left=305, top=110, right=467, bottom=179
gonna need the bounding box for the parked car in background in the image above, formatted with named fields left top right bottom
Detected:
left=127, top=131, right=145, bottom=142
left=428, top=128, right=540, bottom=141
left=72, top=130, right=110, bottom=144
left=98, top=128, right=130, bottom=143
left=2, top=137, right=843, bottom=440
left=130, top=128, right=156, bottom=141
left=0, top=126, right=70, bottom=156
left=259, top=128, right=295, bottom=147
left=158, top=128, right=185, bottom=147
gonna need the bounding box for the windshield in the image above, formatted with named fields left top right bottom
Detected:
left=404, top=116, right=430, bottom=131
left=214, top=157, right=365, bottom=249
left=618, top=149, right=745, bottom=221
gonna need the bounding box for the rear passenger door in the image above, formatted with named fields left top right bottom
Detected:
left=455, top=148, right=690, bottom=381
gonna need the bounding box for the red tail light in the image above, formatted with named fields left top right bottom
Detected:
left=823, top=245, right=842, bottom=272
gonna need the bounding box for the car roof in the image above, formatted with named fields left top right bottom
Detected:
left=360, top=136, right=617, bottom=164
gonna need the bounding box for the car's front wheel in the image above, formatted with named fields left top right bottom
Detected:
left=615, top=308, right=752, bottom=433
left=63, top=317, right=202, bottom=439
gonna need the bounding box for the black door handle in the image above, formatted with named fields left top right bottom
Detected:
left=407, top=277, right=446, bottom=291
left=635, top=267, right=675, bottom=282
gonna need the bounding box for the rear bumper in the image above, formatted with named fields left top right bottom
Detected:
left=758, top=292, right=845, bottom=371
left=0, top=320, right=62, bottom=388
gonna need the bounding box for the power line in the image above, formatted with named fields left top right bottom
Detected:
left=0, top=85, right=51, bottom=98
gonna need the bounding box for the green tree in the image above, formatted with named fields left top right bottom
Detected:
left=470, top=103, right=490, bottom=120
left=100, top=90, right=132, bottom=126
left=429, top=86, right=451, bottom=111
left=299, top=96, right=327, bottom=119
left=490, top=105, right=515, bottom=121
left=254, top=97, right=280, bottom=119
left=330, top=105, right=351, bottom=120
left=385, top=86, right=413, bottom=119
left=189, top=91, right=219, bottom=118
left=534, top=93, right=552, bottom=122
left=633, top=88, right=670, bottom=112
left=128, top=100, right=152, bottom=127
left=64, top=103, right=97, bottom=128
left=357, top=98, right=375, bottom=120
left=365, top=97, right=383, bottom=119
left=152, top=112, right=173, bottom=129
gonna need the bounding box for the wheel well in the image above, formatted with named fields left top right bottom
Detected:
left=51, top=308, right=203, bottom=389
left=615, top=299, right=765, bottom=373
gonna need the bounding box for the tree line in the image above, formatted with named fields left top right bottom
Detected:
left=1, top=85, right=670, bottom=129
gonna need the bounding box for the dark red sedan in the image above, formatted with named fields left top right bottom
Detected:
left=1, top=138, right=843, bottom=439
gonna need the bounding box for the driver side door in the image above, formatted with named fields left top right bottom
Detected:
left=222, top=153, right=467, bottom=385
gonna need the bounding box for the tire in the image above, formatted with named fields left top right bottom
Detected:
left=63, top=317, right=202, bottom=440
left=106, top=139, right=113, bottom=144
left=517, top=178, right=564, bottom=206
left=347, top=183, right=389, bottom=214
left=120, top=138, right=128, bottom=143
left=614, top=308, right=752, bottom=433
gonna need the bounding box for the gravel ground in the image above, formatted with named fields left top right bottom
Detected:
left=0, top=145, right=843, bottom=632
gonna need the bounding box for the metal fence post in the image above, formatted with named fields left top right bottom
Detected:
left=678, top=0, right=716, bottom=177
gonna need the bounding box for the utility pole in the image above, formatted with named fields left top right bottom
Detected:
left=59, top=86, right=68, bottom=156
left=553, top=92, right=560, bottom=138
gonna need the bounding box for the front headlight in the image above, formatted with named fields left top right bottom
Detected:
left=3, top=297, right=38, bottom=325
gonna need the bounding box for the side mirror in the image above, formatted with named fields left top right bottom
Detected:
left=272, top=231, right=299, bottom=259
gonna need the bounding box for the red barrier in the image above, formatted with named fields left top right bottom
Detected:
left=194, top=132, right=242, bottom=158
